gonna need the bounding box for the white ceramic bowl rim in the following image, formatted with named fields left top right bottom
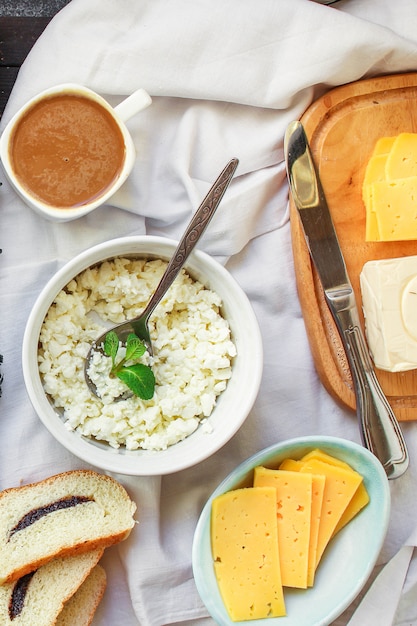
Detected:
left=22, top=236, right=263, bottom=475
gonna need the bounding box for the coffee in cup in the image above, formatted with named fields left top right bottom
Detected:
left=0, top=84, right=151, bottom=221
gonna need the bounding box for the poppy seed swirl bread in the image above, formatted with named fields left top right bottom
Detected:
left=0, top=470, right=136, bottom=584
left=0, top=549, right=105, bottom=625
left=56, top=563, right=107, bottom=626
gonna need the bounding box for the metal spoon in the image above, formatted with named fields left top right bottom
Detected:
left=84, top=157, right=239, bottom=398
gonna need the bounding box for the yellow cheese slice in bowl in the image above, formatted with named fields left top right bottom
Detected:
left=300, top=449, right=370, bottom=535
left=211, top=486, right=286, bottom=621
left=253, top=467, right=312, bottom=589
left=278, top=458, right=325, bottom=587
left=192, top=436, right=390, bottom=626
left=294, top=459, right=363, bottom=569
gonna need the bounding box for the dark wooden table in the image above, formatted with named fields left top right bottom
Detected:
left=0, top=1, right=72, bottom=119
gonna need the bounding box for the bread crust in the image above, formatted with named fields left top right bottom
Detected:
left=56, top=564, right=107, bottom=626
left=6, top=532, right=130, bottom=584
left=0, top=549, right=105, bottom=625
left=0, top=470, right=136, bottom=584
left=0, top=469, right=128, bottom=499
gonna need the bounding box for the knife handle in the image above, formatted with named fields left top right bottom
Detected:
left=336, top=308, right=409, bottom=479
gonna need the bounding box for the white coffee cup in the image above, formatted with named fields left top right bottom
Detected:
left=0, top=83, right=152, bottom=222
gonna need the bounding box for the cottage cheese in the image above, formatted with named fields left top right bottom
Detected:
left=38, top=257, right=236, bottom=450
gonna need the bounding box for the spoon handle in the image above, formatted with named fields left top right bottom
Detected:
left=138, top=158, right=239, bottom=322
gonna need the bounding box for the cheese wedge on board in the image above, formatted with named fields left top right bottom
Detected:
left=362, top=153, right=389, bottom=241
left=372, top=136, right=396, bottom=156
left=363, top=133, right=417, bottom=241
left=372, top=177, right=417, bottom=241
left=362, top=143, right=390, bottom=241
left=386, top=133, right=417, bottom=179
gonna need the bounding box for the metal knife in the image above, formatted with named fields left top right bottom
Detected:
left=284, top=120, right=409, bottom=479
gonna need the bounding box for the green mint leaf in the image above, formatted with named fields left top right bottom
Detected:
left=125, top=333, right=147, bottom=361
left=102, top=331, right=154, bottom=398
left=117, top=364, right=155, bottom=400
left=103, top=331, right=119, bottom=366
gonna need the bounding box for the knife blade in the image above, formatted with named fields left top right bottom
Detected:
left=284, top=120, right=408, bottom=479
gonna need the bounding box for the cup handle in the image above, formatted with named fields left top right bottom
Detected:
left=114, top=88, right=152, bottom=122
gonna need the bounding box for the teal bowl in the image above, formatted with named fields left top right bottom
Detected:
left=192, top=435, right=390, bottom=626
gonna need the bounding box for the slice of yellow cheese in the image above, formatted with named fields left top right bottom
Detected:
left=372, top=136, right=396, bottom=156
left=363, top=153, right=390, bottom=241
left=365, top=203, right=380, bottom=242
left=253, top=466, right=312, bottom=589
left=211, top=487, right=286, bottom=621
left=295, top=459, right=362, bottom=569
left=278, top=458, right=325, bottom=587
left=308, top=472, right=326, bottom=585
left=363, top=153, right=389, bottom=192
left=385, top=133, right=417, bottom=179
left=301, top=449, right=370, bottom=536
left=363, top=133, right=417, bottom=242
left=370, top=177, right=417, bottom=241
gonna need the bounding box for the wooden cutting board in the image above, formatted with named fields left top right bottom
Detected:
left=290, top=72, right=417, bottom=421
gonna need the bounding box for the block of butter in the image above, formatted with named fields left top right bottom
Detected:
left=360, top=255, right=417, bottom=371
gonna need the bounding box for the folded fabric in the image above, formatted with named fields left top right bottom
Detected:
left=2, top=1, right=417, bottom=625
left=346, top=525, right=417, bottom=626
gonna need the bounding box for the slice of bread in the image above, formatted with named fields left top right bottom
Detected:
left=0, top=548, right=104, bottom=625
left=56, top=564, right=107, bottom=626
left=0, top=470, right=136, bottom=583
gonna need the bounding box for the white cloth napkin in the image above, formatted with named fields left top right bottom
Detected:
left=346, top=524, right=417, bottom=626
left=3, top=0, right=417, bottom=624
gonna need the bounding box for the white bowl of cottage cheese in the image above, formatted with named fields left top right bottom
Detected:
left=22, top=236, right=263, bottom=475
